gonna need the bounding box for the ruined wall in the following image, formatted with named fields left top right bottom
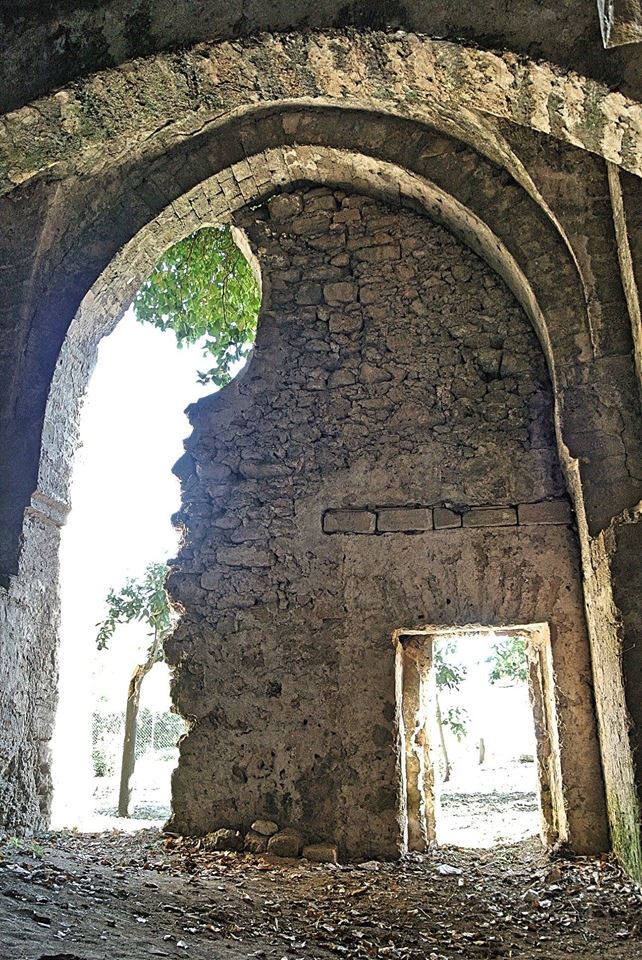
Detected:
left=166, top=186, right=608, bottom=859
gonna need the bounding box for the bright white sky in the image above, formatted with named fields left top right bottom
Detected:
left=60, top=307, right=212, bottom=609
left=53, top=308, right=214, bottom=823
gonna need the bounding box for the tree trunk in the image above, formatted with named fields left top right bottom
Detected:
left=117, top=632, right=162, bottom=818
left=435, top=695, right=452, bottom=783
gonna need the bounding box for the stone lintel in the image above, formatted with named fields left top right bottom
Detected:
left=377, top=508, right=432, bottom=532
left=463, top=506, right=518, bottom=528
left=518, top=500, right=572, bottom=525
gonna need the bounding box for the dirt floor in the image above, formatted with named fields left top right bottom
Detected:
left=2, top=830, right=642, bottom=960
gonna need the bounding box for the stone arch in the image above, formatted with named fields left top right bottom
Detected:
left=20, top=106, right=640, bottom=572
left=7, top=132, right=619, bottom=847
left=2, top=31, right=642, bottom=196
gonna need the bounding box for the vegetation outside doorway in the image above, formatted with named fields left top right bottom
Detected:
left=394, top=624, right=567, bottom=851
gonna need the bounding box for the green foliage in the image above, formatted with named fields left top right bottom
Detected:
left=134, top=225, right=260, bottom=385
left=435, top=642, right=469, bottom=738
left=488, top=635, right=528, bottom=684
left=442, top=705, right=468, bottom=742
left=95, top=562, right=173, bottom=655
left=435, top=641, right=467, bottom=690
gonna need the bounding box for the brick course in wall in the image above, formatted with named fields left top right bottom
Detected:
left=323, top=500, right=572, bottom=534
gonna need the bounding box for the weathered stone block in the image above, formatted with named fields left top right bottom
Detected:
left=328, top=369, right=357, bottom=388
left=354, top=243, right=400, bottom=262
left=324, top=281, right=358, bottom=304
left=216, top=546, right=274, bottom=567
left=203, top=829, right=244, bottom=852
left=360, top=363, right=392, bottom=384
left=377, top=508, right=432, bottom=532
left=197, top=462, right=232, bottom=481
left=328, top=312, right=363, bottom=334
left=251, top=819, right=279, bottom=836
left=201, top=570, right=222, bottom=590
left=433, top=506, right=462, bottom=529
left=323, top=510, right=376, bottom=534
left=463, top=506, right=518, bottom=527
left=518, top=500, right=572, bottom=525
left=244, top=830, right=268, bottom=854
left=303, top=842, right=339, bottom=863
left=238, top=461, right=290, bottom=479
left=267, top=828, right=304, bottom=858
left=295, top=283, right=323, bottom=305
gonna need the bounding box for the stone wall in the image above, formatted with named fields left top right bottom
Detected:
left=166, top=186, right=608, bottom=859
left=0, top=500, right=64, bottom=832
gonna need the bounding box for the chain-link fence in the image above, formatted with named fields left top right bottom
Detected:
left=91, top=705, right=186, bottom=820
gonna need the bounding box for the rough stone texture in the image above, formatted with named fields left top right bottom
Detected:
left=518, top=501, right=573, bottom=526
left=0, top=506, right=62, bottom=832
left=165, top=186, right=607, bottom=860
left=377, top=509, right=432, bottom=533
left=433, top=507, right=463, bottom=530
left=267, top=829, right=304, bottom=859
left=203, top=829, right=244, bottom=852
left=463, top=507, right=518, bottom=528
left=3, top=94, right=642, bottom=582
left=4, top=30, right=642, bottom=204
left=0, top=25, right=641, bottom=879
left=3, top=1, right=642, bottom=116
left=251, top=819, right=279, bottom=837
left=599, top=0, right=642, bottom=46
left=303, top=842, right=339, bottom=864
left=244, top=831, right=268, bottom=854
left=323, top=511, right=377, bottom=535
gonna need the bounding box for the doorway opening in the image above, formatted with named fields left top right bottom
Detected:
left=394, top=624, right=567, bottom=851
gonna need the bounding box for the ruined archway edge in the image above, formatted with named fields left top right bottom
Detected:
left=2, top=30, right=642, bottom=195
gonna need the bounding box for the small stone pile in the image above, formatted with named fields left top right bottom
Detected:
left=200, top=820, right=338, bottom=863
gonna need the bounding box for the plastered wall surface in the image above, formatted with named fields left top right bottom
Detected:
left=166, top=187, right=607, bottom=858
